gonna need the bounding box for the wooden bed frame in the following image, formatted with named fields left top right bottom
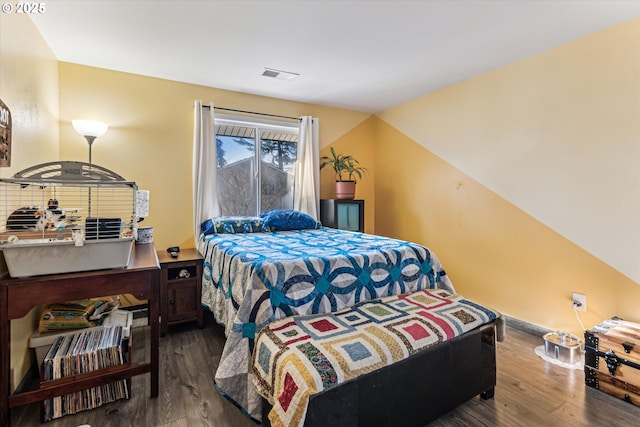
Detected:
left=262, top=321, right=497, bottom=427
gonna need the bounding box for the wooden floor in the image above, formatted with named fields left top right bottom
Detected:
left=10, top=313, right=640, bottom=427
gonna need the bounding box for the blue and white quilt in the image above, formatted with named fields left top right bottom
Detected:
left=197, top=227, right=454, bottom=421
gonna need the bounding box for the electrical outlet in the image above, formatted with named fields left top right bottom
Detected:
left=572, top=292, right=586, bottom=312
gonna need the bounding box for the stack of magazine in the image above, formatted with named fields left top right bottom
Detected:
left=41, top=325, right=129, bottom=421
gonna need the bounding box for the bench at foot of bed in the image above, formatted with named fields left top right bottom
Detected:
left=253, top=290, right=499, bottom=427
left=261, top=322, right=496, bottom=427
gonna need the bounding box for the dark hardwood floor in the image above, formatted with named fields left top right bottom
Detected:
left=10, top=313, right=640, bottom=426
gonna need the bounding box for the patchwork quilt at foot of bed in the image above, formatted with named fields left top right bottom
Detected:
left=251, top=289, right=500, bottom=427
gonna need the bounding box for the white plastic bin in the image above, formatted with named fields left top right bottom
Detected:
left=2, top=238, right=133, bottom=277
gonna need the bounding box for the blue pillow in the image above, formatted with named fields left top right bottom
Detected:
left=201, top=219, right=216, bottom=235
left=200, top=216, right=270, bottom=235
left=260, top=210, right=320, bottom=231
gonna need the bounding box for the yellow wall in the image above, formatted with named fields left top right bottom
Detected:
left=58, top=63, right=371, bottom=250
left=0, top=13, right=59, bottom=391
left=373, top=19, right=640, bottom=335
left=319, top=116, right=376, bottom=234
left=379, top=18, right=640, bottom=285
left=372, top=117, right=640, bottom=336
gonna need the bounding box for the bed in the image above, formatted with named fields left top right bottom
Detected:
left=197, top=211, right=454, bottom=421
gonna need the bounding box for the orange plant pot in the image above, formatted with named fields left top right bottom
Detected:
left=335, top=181, right=356, bottom=199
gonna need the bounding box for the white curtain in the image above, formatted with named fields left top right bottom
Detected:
left=293, top=116, right=320, bottom=220
left=192, top=100, right=220, bottom=247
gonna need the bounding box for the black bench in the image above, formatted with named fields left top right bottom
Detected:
left=261, top=321, right=497, bottom=427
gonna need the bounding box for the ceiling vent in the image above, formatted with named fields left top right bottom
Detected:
left=262, top=67, right=299, bottom=81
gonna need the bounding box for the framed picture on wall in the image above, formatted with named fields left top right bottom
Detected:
left=0, top=98, right=11, bottom=167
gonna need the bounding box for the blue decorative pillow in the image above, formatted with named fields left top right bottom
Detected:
left=200, top=216, right=270, bottom=235
left=260, top=210, right=321, bottom=231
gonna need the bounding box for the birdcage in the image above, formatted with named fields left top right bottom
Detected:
left=0, top=161, right=138, bottom=277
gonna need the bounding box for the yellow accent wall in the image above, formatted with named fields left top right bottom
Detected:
left=372, top=19, right=640, bottom=335
left=58, top=63, right=371, bottom=250
left=379, top=18, right=640, bottom=285
left=0, top=13, right=59, bottom=391
left=372, top=117, right=639, bottom=336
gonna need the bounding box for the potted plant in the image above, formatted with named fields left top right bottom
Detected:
left=320, top=147, right=367, bottom=199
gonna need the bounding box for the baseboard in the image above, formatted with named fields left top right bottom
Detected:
left=503, top=315, right=551, bottom=337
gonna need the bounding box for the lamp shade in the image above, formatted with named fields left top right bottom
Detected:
left=72, top=120, right=108, bottom=138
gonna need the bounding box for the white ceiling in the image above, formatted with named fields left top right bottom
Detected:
left=30, top=0, right=640, bottom=114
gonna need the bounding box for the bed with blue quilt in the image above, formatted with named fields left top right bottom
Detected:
left=197, top=210, right=457, bottom=421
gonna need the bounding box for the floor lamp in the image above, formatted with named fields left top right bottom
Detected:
left=72, top=119, right=108, bottom=164
left=72, top=119, right=108, bottom=218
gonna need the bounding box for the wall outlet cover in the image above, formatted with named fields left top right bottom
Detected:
left=572, top=292, right=586, bottom=312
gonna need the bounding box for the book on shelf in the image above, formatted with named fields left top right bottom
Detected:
left=41, top=325, right=130, bottom=422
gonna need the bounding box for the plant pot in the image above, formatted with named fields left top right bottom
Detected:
left=335, top=181, right=356, bottom=199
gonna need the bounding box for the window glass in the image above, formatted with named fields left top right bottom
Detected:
left=217, top=134, right=256, bottom=216
left=215, top=117, right=298, bottom=216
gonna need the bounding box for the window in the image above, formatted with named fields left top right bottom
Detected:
left=214, top=115, right=299, bottom=216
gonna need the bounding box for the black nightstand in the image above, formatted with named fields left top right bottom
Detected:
left=157, top=248, right=204, bottom=336
left=320, top=199, right=364, bottom=232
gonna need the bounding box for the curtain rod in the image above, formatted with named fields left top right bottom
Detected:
left=202, top=105, right=300, bottom=121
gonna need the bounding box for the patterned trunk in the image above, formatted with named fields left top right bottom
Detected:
left=585, top=318, right=640, bottom=407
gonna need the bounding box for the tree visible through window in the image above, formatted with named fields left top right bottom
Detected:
left=215, top=116, right=298, bottom=216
